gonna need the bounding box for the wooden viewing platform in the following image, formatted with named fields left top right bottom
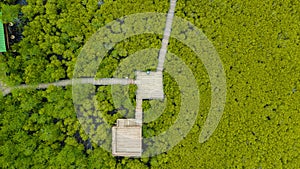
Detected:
left=112, top=0, right=177, bottom=157
left=135, top=71, right=164, bottom=100
left=112, top=71, right=164, bottom=157
left=112, top=119, right=142, bottom=156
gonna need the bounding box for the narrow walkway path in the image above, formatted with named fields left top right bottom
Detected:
left=1, top=78, right=135, bottom=96
left=135, top=98, right=143, bottom=125
left=157, top=0, right=177, bottom=72
left=74, top=78, right=135, bottom=85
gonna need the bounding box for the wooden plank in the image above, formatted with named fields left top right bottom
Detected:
left=117, top=119, right=139, bottom=127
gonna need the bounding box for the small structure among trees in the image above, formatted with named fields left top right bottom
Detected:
left=0, top=12, right=7, bottom=53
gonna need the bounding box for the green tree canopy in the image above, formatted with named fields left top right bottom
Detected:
left=1, top=4, right=20, bottom=23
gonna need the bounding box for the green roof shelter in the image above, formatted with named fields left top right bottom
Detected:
left=0, top=12, right=7, bottom=52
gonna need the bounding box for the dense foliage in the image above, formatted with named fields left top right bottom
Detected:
left=1, top=0, right=300, bottom=168
left=0, top=4, right=20, bottom=23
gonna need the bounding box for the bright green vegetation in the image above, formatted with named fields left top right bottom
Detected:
left=0, top=12, right=6, bottom=52
left=1, top=3, right=20, bottom=23
left=1, top=0, right=300, bottom=168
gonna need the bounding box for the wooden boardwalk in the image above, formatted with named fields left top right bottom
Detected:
left=114, top=0, right=178, bottom=155
left=73, top=78, right=135, bottom=85
left=1, top=78, right=135, bottom=96
left=135, top=99, right=143, bottom=124
left=112, top=71, right=164, bottom=156
left=157, top=0, right=177, bottom=72
left=1, top=0, right=178, bottom=158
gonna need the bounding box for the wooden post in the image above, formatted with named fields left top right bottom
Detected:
left=4, top=24, right=10, bottom=50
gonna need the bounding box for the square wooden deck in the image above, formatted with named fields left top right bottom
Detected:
left=112, top=119, right=142, bottom=157
left=135, top=71, right=164, bottom=100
